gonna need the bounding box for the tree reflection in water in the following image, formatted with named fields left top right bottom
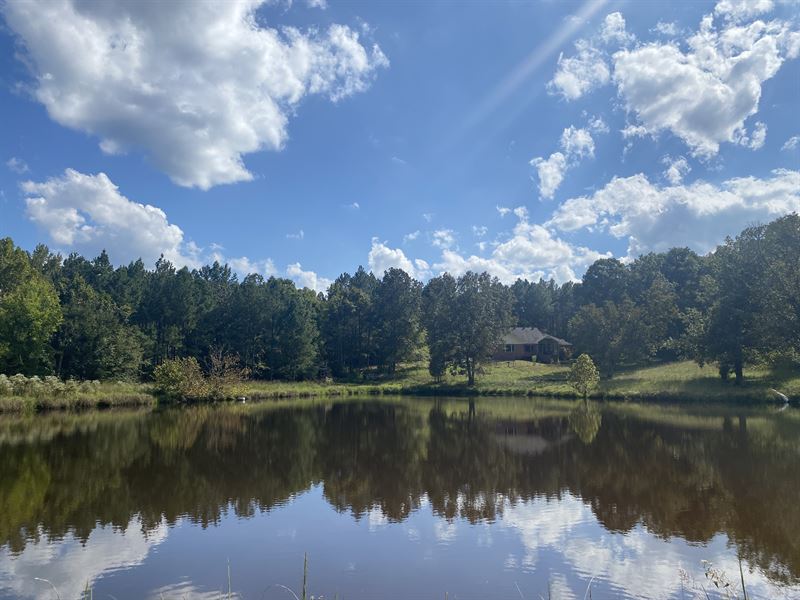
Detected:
left=0, top=398, right=798, bottom=590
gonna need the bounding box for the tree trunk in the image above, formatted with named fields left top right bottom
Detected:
left=734, top=359, right=743, bottom=385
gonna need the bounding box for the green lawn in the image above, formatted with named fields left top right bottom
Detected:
left=240, top=359, right=799, bottom=402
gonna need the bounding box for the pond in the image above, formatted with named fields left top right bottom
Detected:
left=0, top=397, right=798, bottom=599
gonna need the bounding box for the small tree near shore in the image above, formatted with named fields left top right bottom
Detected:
left=569, top=354, right=600, bottom=399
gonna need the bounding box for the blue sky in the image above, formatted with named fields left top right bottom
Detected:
left=1, top=0, right=798, bottom=291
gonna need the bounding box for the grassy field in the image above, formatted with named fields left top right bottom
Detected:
left=1, top=359, right=796, bottom=413
left=241, top=359, right=799, bottom=403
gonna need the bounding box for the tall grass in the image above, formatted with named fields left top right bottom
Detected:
left=0, top=374, right=154, bottom=413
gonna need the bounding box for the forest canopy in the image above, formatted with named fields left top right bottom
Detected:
left=1, top=214, right=798, bottom=385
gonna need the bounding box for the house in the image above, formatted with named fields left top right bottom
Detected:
left=493, top=327, right=572, bottom=363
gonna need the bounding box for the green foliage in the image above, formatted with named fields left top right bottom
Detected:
left=0, top=373, right=100, bottom=398
left=153, top=357, right=208, bottom=400
left=568, top=354, right=600, bottom=399
left=1, top=214, right=798, bottom=392
left=422, top=271, right=514, bottom=385
left=698, top=215, right=800, bottom=384
left=0, top=239, right=63, bottom=375
left=206, top=349, right=249, bottom=400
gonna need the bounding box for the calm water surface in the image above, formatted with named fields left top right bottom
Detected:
left=0, top=397, right=798, bottom=599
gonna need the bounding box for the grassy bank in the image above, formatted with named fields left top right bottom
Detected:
left=0, top=380, right=155, bottom=413
left=1, top=359, right=796, bottom=413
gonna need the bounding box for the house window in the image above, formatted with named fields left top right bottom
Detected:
left=504, top=344, right=515, bottom=352
left=523, top=344, right=534, bottom=353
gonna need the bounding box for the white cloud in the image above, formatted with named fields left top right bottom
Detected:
left=5, top=157, right=29, bottom=174
left=472, top=225, right=488, bottom=237
left=433, top=209, right=609, bottom=284
left=735, top=120, right=767, bottom=149
left=368, top=239, right=430, bottom=279
left=586, top=115, right=609, bottom=133
left=21, top=169, right=320, bottom=287
left=653, top=21, right=680, bottom=36
left=403, top=230, right=421, bottom=243
left=547, top=11, right=631, bottom=101
left=547, top=169, right=800, bottom=257
left=286, top=262, right=332, bottom=293
left=612, top=15, right=799, bottom=158
left=286, top=229, right=305, bottom=240
left=530, top=152, right=567, bottom=200
left=344, top=201, right=360, bottom=210
left=22, top=169, right=189, bottom=267
left=782, top=135, right=800, bottom=151
left=210, top=253, right=277, bottom=278
left=2, top=0, right=388, bottom=189
left=307, top=0, right=328, bottom=8
left=661, top=155, right=691, bottom=184
left=715, top=0, right=775, bottom=22
left=560, top=126, right=595, bottom=159
left=496, top=206, right=512, bottom=217
left=432, top=229, right=456, bottom=249
left=621, top=124, right=650, bottom=139
left=530, top=125, right=597, bottom=199
left=600, top=12, right=634, bottom=45
left=548, top=40, right=610, bottom=100
left=422, top=212, right=434, bottom=223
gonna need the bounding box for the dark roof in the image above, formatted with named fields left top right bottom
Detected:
left=501, top=327, right=571, bottom=346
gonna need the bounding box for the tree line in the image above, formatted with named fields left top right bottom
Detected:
left=0, top=214, right=797, bottom=384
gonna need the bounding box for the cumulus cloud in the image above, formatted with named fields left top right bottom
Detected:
left=599, top=12, right=634, bottom=45
left=5, top=157, right=29, bottom=174
left=472, top=225, right=488, bottom=237
left=21, top=169, right=329, bottom=288
left=547, top=169, right=800, bottom=257
left=530, top=125, right=597, bottom=199
left=433, top=209, right=609, bottom=284
left=548, top=12, right=633, bottom=101
left=661, top=156, right=691, bottom=184
left=735, top=121, right=767, bottom=149
left=286, top=262, right=332, bottom=293
left=586, top=115, right=609, bottom=133
left=2, top=0, right=388, bottom=189
left=560, top=126, right=595, bottom=159
left=652, top=21, right=680, bottom=36
left=496, top=206, right=512, bottom=217
left=530, top=152, right=568, bottom=200
left=548, top=40, right=610, bottom=101
left=432, top=229, right=456, bottom=249
left=715, top=0, right=774, bottom=22
left=612, top=14, right=798, bottom=158
left=22, top=169, right=189, bottom=266
left=368, top=239, right=430, bottom=279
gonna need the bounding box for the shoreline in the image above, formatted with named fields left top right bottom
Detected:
left=1, top=359, right=797, bottom=414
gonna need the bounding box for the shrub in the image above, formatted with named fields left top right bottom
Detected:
left=206, top=349, right=249, bottom=400
left=153, top=357, right=208, bottom=400
left=0, top=374, right=11, bottom=396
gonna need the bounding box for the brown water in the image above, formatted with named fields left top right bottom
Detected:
left=0, top=397, right=798, bottom=599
